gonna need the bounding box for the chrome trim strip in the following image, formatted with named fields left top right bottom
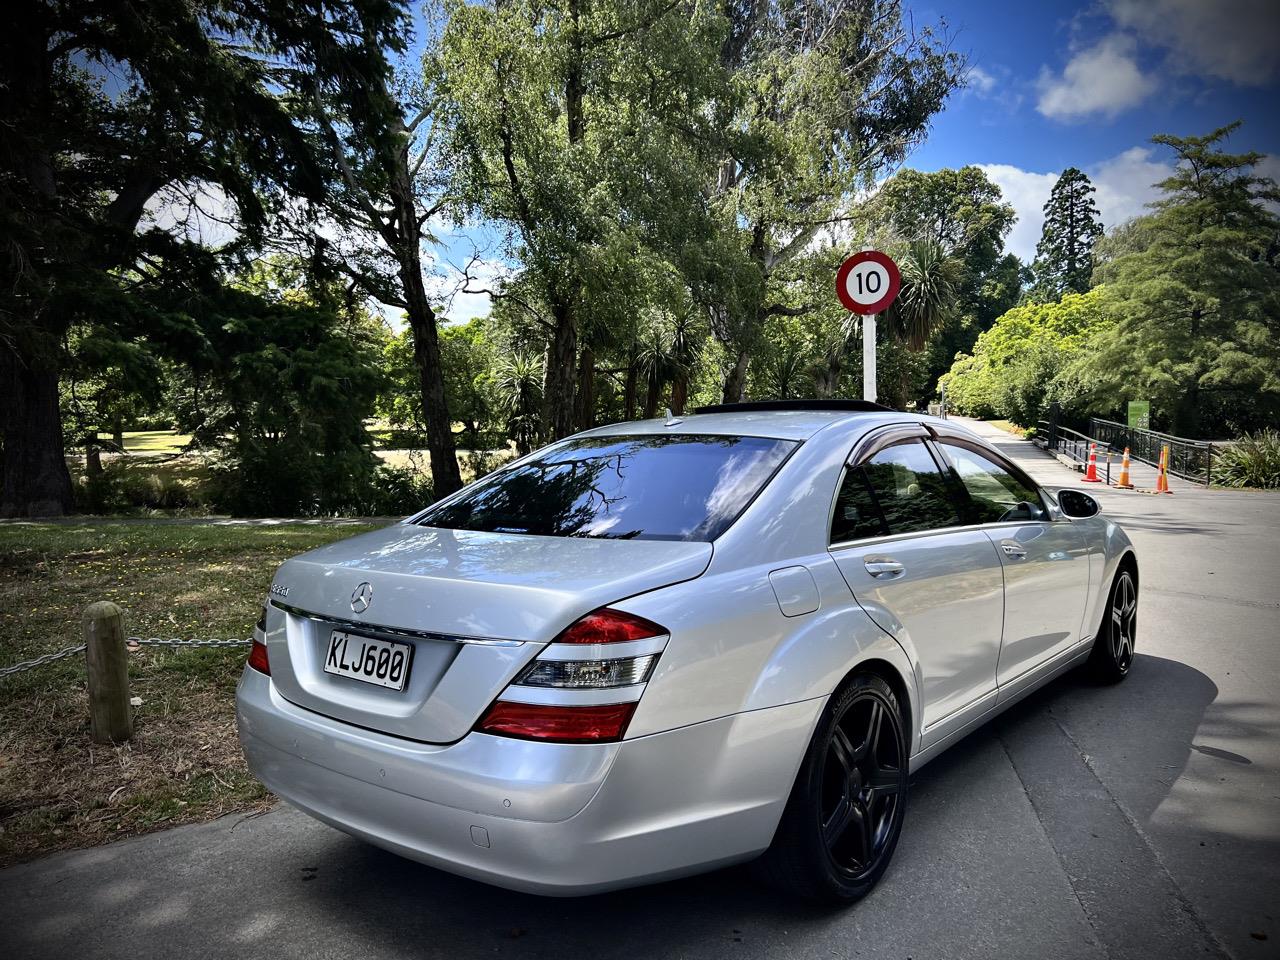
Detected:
left=498, top=682, right=648, bottom=706
left=269, top=600, right=526, bottom=647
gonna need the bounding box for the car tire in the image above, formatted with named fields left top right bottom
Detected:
left=757, top=672, right=908, bottom=903
left=1087, top=565, right=1138, bottom=683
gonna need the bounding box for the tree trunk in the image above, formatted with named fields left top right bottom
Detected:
left=574, top=345, right=595, bottom=431
left=86, top=435, right=103, bottom=477
left=814, top=349, right=842, bottom=398
left=384, top=117, right=462, bottom=499
left=722, top=348, right=750, bottom=403
left=400, top=266, right=463, bottom=497
left=0, top=349, right=74, bottom=517
left=623, top=360, right=638, bottom=421
left=670, top=372, right=689, bottom=416
left=543, top=303, right=578, bottom=440
left=644, top=369, right=662, bottom=419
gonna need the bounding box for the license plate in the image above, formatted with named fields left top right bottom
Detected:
left=323, top=631, right=412, bottom=691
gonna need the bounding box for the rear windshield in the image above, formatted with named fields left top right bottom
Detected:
left=415, top=434, right=797, bottom=541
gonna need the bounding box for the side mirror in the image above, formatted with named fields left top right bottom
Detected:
left=1057, top=489, right=1100, bottom=519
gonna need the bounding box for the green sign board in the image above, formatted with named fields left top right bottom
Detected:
left=1127, top=400, right=1150, bottom=430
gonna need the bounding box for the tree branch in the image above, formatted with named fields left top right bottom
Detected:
left=587, top=0, right=680, bottom=46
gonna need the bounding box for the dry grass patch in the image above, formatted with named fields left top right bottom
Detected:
left=0, top=519, right=385, bottom=865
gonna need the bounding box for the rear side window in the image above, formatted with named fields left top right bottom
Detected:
left=831, top=440, right=964, bottom=543
left=416, top=434, right=796, bottom=542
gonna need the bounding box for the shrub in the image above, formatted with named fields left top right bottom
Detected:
left=352, top=465, right=436, bottom=517
left=1212, top=431, right=1280, bottom=489
left=74, top=463, right=206, bottom=513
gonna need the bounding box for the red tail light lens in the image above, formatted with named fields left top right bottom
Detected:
left=476, top=701, right=636, bottom=743
left=556, top=608, right=665, bottom=645
left=248, top=639, right=271, bottom=675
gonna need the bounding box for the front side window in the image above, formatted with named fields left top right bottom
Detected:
left=831, top=440, right=964, bottom=543
left=939, top=442, right=1046, bottom=524
left=415, top=434, right=796, bottom=542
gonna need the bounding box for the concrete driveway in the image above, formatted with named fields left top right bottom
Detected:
left=4, top=422, right=1278, bottom=960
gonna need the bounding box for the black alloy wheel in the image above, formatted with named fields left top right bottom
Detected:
left=1088, top=566, right=1138, bottom=683
left=760, top=673, right=908, bottom=902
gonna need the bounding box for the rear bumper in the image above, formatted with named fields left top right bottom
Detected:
left=235, top=668, right=822, bottom=895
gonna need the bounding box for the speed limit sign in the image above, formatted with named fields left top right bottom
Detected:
left=836, top=251, right=901, bottom=315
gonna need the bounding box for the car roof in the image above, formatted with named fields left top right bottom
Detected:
left=577, top=408, right=923, bottom=442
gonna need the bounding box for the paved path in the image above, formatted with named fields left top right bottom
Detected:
left=4, top=425, right=1279, bottom=960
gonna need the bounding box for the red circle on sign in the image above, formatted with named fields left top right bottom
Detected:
left=836, top=250, right=901, bottom=315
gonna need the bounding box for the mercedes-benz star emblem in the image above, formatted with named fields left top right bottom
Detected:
left=350, top=581, right=373, bottom=614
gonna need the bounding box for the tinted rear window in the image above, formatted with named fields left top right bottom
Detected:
left=415, top=434, right=797, bottom=541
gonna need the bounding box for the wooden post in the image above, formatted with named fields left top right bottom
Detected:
left=83, top=601, right=133, bottom=743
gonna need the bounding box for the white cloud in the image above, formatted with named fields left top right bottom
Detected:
left=1089, top=147, right=1174, bottom=228
left=967, top=65, right=997, bottom=96
left=979, top=147, right=1176, bottom=261
left=1036, top=33, right=1157, bottom=121
left=1107, top=0, right=1280, bottom=86
left=975, top=163, right=1059, bottom=262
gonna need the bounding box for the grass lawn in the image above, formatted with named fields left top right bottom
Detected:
left=0, top=518, right=385, bottom=866
left=986, top=419, right=1032, bottom=438
left=111, top=430, right=193, bottom=454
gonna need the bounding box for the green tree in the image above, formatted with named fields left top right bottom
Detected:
left=872, top=166, right=1019, bottom=392
left=436, top=0, right=725, bottom=440
left=383, top=319, right=498, bottom=449
left=1078, top=123, right=1280, bottom=436
left=704, top=1, right=963, bottom=401
left=301, top=15, right=465, bottom=496
left=186, top=284, right=385, bottom=516
left=939, top=287, right=1116, bottom=425
left=0, top=0, right=400, bottom=516
left=1031, top=167, right=1103, bottom=299
left=493, top=351, right=544, bottom=455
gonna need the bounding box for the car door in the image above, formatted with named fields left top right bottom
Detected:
left=828, top=433, right=1005, bottom=736
left=932, top=438, right=1091, bottom=689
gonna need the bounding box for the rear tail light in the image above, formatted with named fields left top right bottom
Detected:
left=248, top=639, right=271, bottom=675
left=555, top=608, right=664, bottom=644
left=475, top=608, right=667, bottom=743
left=477, top=701, right=636, bottom=743
left=248, top=606, right=270, bottom=675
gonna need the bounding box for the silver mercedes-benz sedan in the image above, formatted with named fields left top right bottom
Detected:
left=236, top=401, right=1138, bottom=902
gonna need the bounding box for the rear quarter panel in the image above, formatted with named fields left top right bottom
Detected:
left=619, top=553, right=921, bottom=756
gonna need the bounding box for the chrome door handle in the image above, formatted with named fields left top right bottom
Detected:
left=1000, top=539, right=1027, bottom=560
left=864, top=559, right=905, bottom=579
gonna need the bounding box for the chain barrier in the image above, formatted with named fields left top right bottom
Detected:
left=0, top=635, right=252, bottom=678
left=0, top=643, right=88, bottom=678
left=127, top=637, right=253, bottom=649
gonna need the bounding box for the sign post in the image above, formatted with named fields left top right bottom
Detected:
left=836, top=251, right=901, bottom=404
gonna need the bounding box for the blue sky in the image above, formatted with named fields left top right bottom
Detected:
left=907, top=0, right=1280, bottom=260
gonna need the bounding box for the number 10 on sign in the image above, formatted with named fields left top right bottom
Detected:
left=836, top=251, right=901, bottom=404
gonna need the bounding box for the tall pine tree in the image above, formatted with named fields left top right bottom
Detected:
left=1032, top=167, right=1103, bottom=299
left=1079, top=123, right=1280, bottom=437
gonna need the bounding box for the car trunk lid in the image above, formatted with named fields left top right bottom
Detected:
left=263, top=523, right=711, bottom=743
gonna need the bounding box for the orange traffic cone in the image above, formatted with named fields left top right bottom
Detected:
left=1156, top=445, right=1173, bottom=494
left=1115, top=447, right=1134, bottom=489
left=1082, top=443, right=1101, bottom=482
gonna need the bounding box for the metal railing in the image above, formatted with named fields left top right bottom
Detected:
left=1035, top=408, right=1219, bottom=486
left=1088, top=417, right=1217, bottom=485
left=1036, top=420, right=1096, bottom=468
